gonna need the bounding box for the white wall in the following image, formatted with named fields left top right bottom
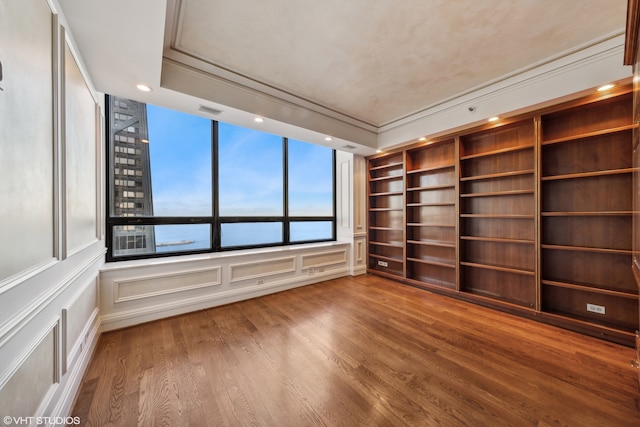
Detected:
left=0, top=0, right=104, bottom=424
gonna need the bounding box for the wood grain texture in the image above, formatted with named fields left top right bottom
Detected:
left=72, top=275, right=640, bottom=426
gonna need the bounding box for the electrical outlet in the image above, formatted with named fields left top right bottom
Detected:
left=586, top=303, right=605, bottom=315
left=377, top=260, right=388, bottom=267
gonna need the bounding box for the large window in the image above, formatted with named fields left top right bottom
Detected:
left=106, top=96, right=336, bottom=261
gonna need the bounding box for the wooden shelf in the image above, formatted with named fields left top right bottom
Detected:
left=369, top=240, right=403, bottom=248
left=369, top=161, right=403, bottom=171
left=460, top=236, right=533, bottom=245
left=369, top=191, right=403, bottom=197
left=541, top=124, right=636, bottom=146
left=406, top=202, right=455, bottom=207
left=460, top=189, right=534, bottom=198
left=369, top=253, right=403, bottom=263
left=369, top=207, right=403, bottom=212
left=541, top=168, right=635, bottom=181
left=541, top=244, right=631, bottom=255
left=406, top=184, right=455, bottom=191
left=406, top=164, right=454, bottom=174
left=369, top=226, right=404, bottom=231
left=541, top=211, right=633, bottom=216
left=461, top=261, right=534, bottom=276
left=460, top=214, right=534, bottom=219
left=407, top=222, right=455, bottom=228
left=407, top=257, right=455, bottom=268
left=407, top=239, right=455, bottom=248
left=369, top=174, right=403, bottom=182
left=541, top=279, right=638, bottom=299
left=460, top=144, right=533, bottom=160
left=460, top=169, right=534, bottom=182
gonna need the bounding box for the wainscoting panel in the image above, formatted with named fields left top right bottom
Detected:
left=0, top=325, right=56, bottom=421
left=229, top=257, right=296, bottom=283
left=115, top=266, right=222, bottom=303
left=301, top=249, right=347, bottom=270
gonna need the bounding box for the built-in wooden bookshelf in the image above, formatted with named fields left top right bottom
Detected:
left=459, top=120, right=537, bottom=308
left=540, top=90, right=638, bottom=334
left=366, top=82, right=638, bottom=345
left=368, top=152, right=405, bottom=278
left=405, top=139, right=457, bottom=290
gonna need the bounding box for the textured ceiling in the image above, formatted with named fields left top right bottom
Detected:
left=169, top=0, right=627, bottom=126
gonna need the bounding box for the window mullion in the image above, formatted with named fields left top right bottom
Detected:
left=283, top=137, right=290, bottom=244
left=213, top=120, right=220, bottom=250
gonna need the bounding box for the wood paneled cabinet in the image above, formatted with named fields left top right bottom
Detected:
left=366, top=85, right=639, bottom=345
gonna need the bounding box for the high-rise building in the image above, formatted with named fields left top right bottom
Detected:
left=108, top=96, right=156, bottom=256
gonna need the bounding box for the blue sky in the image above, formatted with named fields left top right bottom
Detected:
left=146, top=104, right=333, bottom=218
left=147, top=104, right=212, bottom=216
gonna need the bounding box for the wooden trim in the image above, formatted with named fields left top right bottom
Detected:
left=625, top=0, right=640, bottom=65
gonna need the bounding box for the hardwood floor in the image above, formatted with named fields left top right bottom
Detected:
left=72, top=274, right=640, bottom=426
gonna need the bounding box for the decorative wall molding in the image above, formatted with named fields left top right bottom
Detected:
left=229, top=256, right=297, bottom=283
left=62, top=275, right=99, bottom=372
left=0, top=317, right=58, bottom=392
left=65, top=306, right=98, bottom=374
left=114, top=266, right=222, bottom=303
left=339, top=160, right=351, bottom=229
left=49, top=310, right=100, bottom=422
left=300, top=249, right=348, bottom=270
left=0, top=248, right=104, bottom=348
left=0, top=258, right=59, bottom=296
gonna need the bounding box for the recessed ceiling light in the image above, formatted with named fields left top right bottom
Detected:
left=376, top=149, right=382, bottom=153
left=325, top=137, right=333, bottom=141
left=597, top=84, right=615, bottom=92
left=488, top=116, right=499, bottom=122
left=140, top=139, right=149, bottom=143
left=136, top=84, right=152, bottom=92
left=419, top=137, right=427, bottom=141
left=254, top=117, right=264, bottom=123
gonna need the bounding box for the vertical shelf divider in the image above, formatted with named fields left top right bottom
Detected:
left=454, top=136, right=461, bottom=293
left=534, top=115, right=542, bottom=312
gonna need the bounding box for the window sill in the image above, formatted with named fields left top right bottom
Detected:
left=101, top=241, right=350, bottom=272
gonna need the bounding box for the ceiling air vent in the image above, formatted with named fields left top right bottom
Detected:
left=198, top=105, right=223, bottom=116
left=342, top=144, right=357, bottom=150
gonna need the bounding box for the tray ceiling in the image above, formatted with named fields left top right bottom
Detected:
left=166, top=0, right=627, bottom=127
left=59, top=0, right=627, bottom=151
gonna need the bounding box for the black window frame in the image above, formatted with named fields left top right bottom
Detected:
left=105, top=95, right=337, bottom=262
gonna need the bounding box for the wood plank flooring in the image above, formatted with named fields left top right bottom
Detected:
left=72, top=274, right=640, bottom=426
